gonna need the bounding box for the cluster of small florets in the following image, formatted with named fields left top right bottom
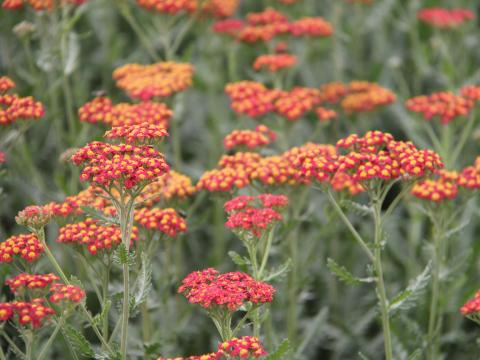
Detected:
left=49, top=283, right=86, bottom=304
left=461, top=290, right=480, bottom=317
left=104, top=123, right=168, bottom=144
left=71, top=142, right=170, bottom=189
left=44, top=186, right=109, bottom=218
left=113, top=62, right=195, bottom=101
left=225, top=194, right=287, bottom=237
left=253, top=53, right=297, bottom=72
left=136, top=171, right=196, bottom=206
left=178, top=268, right=275, bottom=311
left=411, top=174, right=458, bottom=202
left=15, top=205, right=52, bottom=230
left=417, top=7, right=475, bottom=28
left=6, top=273, right=59, bottom=293
left=225, top=81, right=279, bottom=118
left=0, top=76, right=44, bottom=126
left=157, top=353, right=220, bottom=360
left=0, top=233, right=44, bottom=263
left=458, top=157, right=480, bottom=189
left=316, top=107, right=338, bottom=122
left=406, top=91, right=474, bottom=124
left=136, top=0, right=239, bottom=17
left=330, top=172, right=365, bottom=195
left=223, top=125, right=276, bottom=151
left=218, top=336, right=267, bottom=358
left=79, top=96, right=172, bottom=128
left=57, top=218, right=138, bottom=255
left=0, top=299, right=55, bottom=328
left=196, top=167, right=251, bottom=192
left=289, top=143, right=338, bottom=184
left=274, top=87, right=322, bottom=121
left=460, top=85, right=480, bottom=102
left=2, top=0, right=85, bottom=10
left=134, top=207, right=187, bottom=237
left=202, top=0, right=240, bottom=18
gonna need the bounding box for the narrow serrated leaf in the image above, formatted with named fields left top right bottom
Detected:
left=80, top=206, right=119, bottom=225
left=228, top=251, right=250, bottom=267
left=93, top=300, right=111, bottom=328
left=327, top=258, right=374, bottom=285
left=265, top=339, right=290, bottom=360
left=264, top=259, right=292, bottom=282
left=445, top=219, right=470, bottom=239
left=63, top=323, right=94, bottom=357
left=342, top=200, right=373, bottom=216
left=113, top=244, right=136, bottom=266
left=130, top=253, right=152, bottom=315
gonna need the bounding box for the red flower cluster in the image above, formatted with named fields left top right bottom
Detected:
left=57, top=218, right=138, bottom=255
left=316, top=107, right=338, bottom=122
left=253, top=53, right=297, bottom=72
left=224, top=125, right=276, bottom=151
left=461, top=290, right=480, bottom=316
left=225, top=194, right=287, bottom=237
left=274, top=87, right=322, bottom=121
left=44, top=186, right=109, bottom=218
left=137, top=171, right=196, bottom=206
left=6, top=273, right=59, bottom=293
left=330, top=172, right=365, bottom=195
left=460, top=85, right=480, bottom=102
left=411, top=176, right=458, bottom=202
left=104, top=123, right=168, bottom=144
left=0, top=233, right=44, bottom=263
left=178, top=268, right=275, bottom=311
left=0, top=76, right=44, bottom=126
left=71, top=142, right=170, bottom=189
left=49, top=284, right=85, bottom=304
left=458, top=157, right=480, bottom=189
left=134, top=207, right=187, bottom=237
left=225, top=81, right=279, bottom=118
left=2, top=0, right=85, bottom=10
left=1, top=299, right=55, bottom=328
left=417, top=7, right=475, bottom=28
left=406, top=92, right=474, bottom=124
left=196, top=167, right=251, bottom=192
left=288, top=142, right=338, bottom=184
left=79, top=97, right=172, bottom=128
left=158, top=354, right=220, bottom=360
left=218, top=336, right=267, bottom=358
left=15, top=205, right=52, bottom=230
left=113, top=62, right=194, bottom=101
left=136, top=0, right=239, bottom=17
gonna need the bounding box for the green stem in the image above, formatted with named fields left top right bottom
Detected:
left=1, top=332, right=25, bottom=359
left=38, top=317, right=64, bottom=360
left=0, top=344, right=6, bottom=360
left=258, top=229, right=274, bottom=279
left=24, top=332, right=33, bottom=360
left=102, top=259, right=111, bottom=347
left=450, top=110, right=477, bottom=167
left=372, top=201, right=393, bottom=360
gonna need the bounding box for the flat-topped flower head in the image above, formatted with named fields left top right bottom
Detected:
left=461, top=290, right=480, bottom=319
left=0, top=76, right=44, bottom=126
left=460, top=85, right=480, bottom=102
left=406, top=92, right=473, bottom=124
left=6, top=273, right=59, bottom=294
left=158, top=354, right=220, bottom=360
left=178, top=268, right=275, bottom=311
left=16, top=205, right=52, bottom=230
left=417, top=7, right=475, bottom=28
left=0, top=303, right=13, bottom=322
left=247, top=7, right=288, bottom=25
left=212, top=19, right=246, bottom=37
left=274, top=87, right=322, bottom=121
left=49, top=284, right=85, bottom=304
left=218, top=336, right=267, bottom=358
left=0, top=233, right=44, bottom=263
left=136, top=171, right=196, bottom=206
left=289, top=143, right=338, bottom=184
left=196, top=167, right=251, bottom=192
left=223, top=125, right=276, bottom=151
left=45, top=186, right=110, bottom=218
left=134, top=207, right=187, bottom=237
left=2, top=0, right=85, bottom=10
left=253, top=53, right=297, bottom=72
left=316, top=107, right=338, bottom=122
left=113, top=62, right=194, bottom=101
left=225, top=81, right=280, bottom=118
left=411, top=177, right=458, bottom=202
left=104, top=123, right=168, bottom=144
left=57, top=218, right=138, bottom=255
left=71, top=142, right=170, bottom=190
left=9, top=299, right=55, bottom=329
left=458, top=157, right=480, bottom=189
left=340, top=82, right=396, bottom=114
left=288, top=17, right=333, bottom=37
left=136, top=0, right=239, bottom=17
left=330, top=172, right=365, bottom=195
left=79, top=97, right=172, bottom=128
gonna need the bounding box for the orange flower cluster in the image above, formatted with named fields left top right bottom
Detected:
left=253, top=53, right=297, bottom=72
left=57, top=218, right=138, bottom=255
left=202, top=0, right=239, bottom=18
left=288, top=17, right=334, bottom=37
left=44, top=186, right=109, bottom=218
left=274, top=87, right=322, bottom=120
left=178, top=268, right=275, bottom=311
left=49, top=283, right=86, bottom=304
left=137, top=171, right=196, bottom=206
left=6, top=273, right=59, bottom=293
left=330, top=172, right=365, bottom=195
left=458, top=157, right=480, bottom=189
left=225, top=81, right=279, bottom=118
left=2, top=0, right=85, bottom=10
left=71, top=142, right=170, bottom=189
left=15, top=205, right=52, bottom=230
left=134, top=207, right=187, bottom=237
left=461, top=85, right=480, bottom=102
left=196, top=167, right=250, bottom=192
left=223, top=125, right=276, bottom=151
left=79, top=97, right=172, bottom=128
left=0, top=76, right=44, bottom=126
left=113, top=62, right=194, bottom=101
left=218, top=337, right=267, bottom=358
left=158, top=354, right=219, bottom=360
left=417, top=7, right=475, bottom=28
left=288, top=142, right=337, bottom=184
left=136, top=0, right=239, bottom=17
left=461, top=290, right=480, bottom=316
left=104, top=123, right=168, bottom=144
left=406, top=92, right=473, bottom=124
left=411, top=177, right=458, bottom=202
left=0, top=299, right=55, bottom=328
left=316, top=107, right=338, bottom=122
left=0, top=233, right=44, bottom=263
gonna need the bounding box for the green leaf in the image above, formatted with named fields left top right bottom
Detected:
left=265, top=339, right=290, bottom=360
left=63, top=32, right=80, bottom=75
left=327, top=258, right=375, bottom=286
left=389, top=262, right=431, bottom=316
left=93, top=299, right=111, bottom=328
left=407, top=349, right=422, bottom=360
left=130, top=253, right=153, bottom=315
left=228, top=250, right=250, bottom=267
left=63, top=323, right=94, bottom=357
left=94, top=350, right=122, bottom=360
left=80, top=206, right=119, bottom=226
left=113, top=244, right=136, bottom=266
left=264, top=259, right=292, bottom=282
left=445, top=219, right=470, bottom=239
left=342, top=200, right=373, bottom=217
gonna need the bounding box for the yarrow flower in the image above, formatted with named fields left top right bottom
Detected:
left=460, top=85, right=480, bottom=102
left=253, top=53, right=297, bottom=72
left=71, top=142, right=170, bottom=190
left=136, top=171, right=196, bottom=206
left=2, top=0, right=85, bottom=10
left=411, top=170, right=459, bottom=202
left=0, top=76, right=44, bottom=126
left=134, top=207, right=187, bottom=237
left=406, top=92, right=474, bottom=124
left=15, top=205, right=52, bottom=230
left=225, top=81, right=280, bottom=118
left=316, top=107, right=338, bottom=122
left=417, top=7, right=475, bottom=28
left=44, top=186, right=110, bottom=218
left=461, top=290, right=480, bottom=320
left=178, top=268, right=275, bottom=311
left=49, top=284, right=86, bottom=304
left=113, top=62, right=194, bottom=101
left=104, top=123, right=168, bottom=144
left=0, top=299, right=55, bottom=329
left=57, top=218, right=138, bottom=255
left=79, top=96, right=172, bottom=128
left=458, top=157, right=480, bottom=189
left=223, top=125, right=276, bottom=151
left=6, top=273, right=59, bottom=293
left=157, top=354, right=220, bottom=360
left=136, top=0, right=239, bottom=17
left=330, top=172, right=365, bottom=195
left=0, top=233, right=44, bottom=263
left=218, top=336, right=267, bottom=358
